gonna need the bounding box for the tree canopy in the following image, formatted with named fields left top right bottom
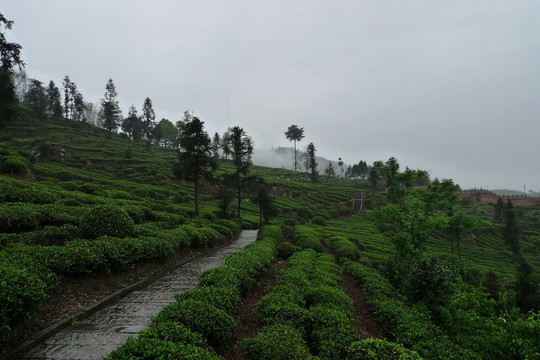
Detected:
left=285, top=124, right=305, bottom=171
left=222, top=126, right=254, bottom=217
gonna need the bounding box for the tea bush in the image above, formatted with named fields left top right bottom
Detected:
left=277, top=242, right=296, bottom=259
left=79, top=205, right=134, bottom=239
left=151, top=299, right=237, bottom=347
left=105, top=337, right=223, bottom=360
left=1, top=156, right=28, bottom=175
left=242, top=324, right=313, bottom=360
left=293, top=226, right=323, bottom=252
left=347, top=339, right=423, bottom=360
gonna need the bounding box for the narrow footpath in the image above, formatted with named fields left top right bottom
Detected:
left=14, top=230, right=259, bottom=360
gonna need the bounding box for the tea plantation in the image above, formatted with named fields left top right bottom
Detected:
left=1, top=112, right=539, bottom=358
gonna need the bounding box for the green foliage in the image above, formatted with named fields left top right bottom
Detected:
left=311, top=215, right=327, bottom=226
left=152, top=299, right=237, bottom=347
left=328, top=236, right=360, bottom=262
left=293, top=226, right=323, bottom=252
left=242, top=324, right=313, bottom=360
left=277, top=242, right=296, bottom=259
left=296, top=206, right=313, bottom=220
left=175, top=286, right=242, bottom=314
left=347, top=339, right=423, bottom=359
left=105, top=337, right=223, bottom=360
left=138, top=321, right=209, bottom=347
left=0, top=262, right=56, bottom=341
left=1, top=155, right=28, bottom=174
left=79, top=205, right=134, bottom=239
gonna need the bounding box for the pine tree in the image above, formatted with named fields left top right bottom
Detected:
left=306, top=142, right=318, bottom=183
left=222, top=126, right=254, bottom=217
left=46, top=80, right=63, bottom=117
left=174, top=117, right=215, bottom=216
left=99, top=78, right=122, bottom=135
left=0, top=13, right=24, bottom=126
left=141, top=97, right=155, bottom=146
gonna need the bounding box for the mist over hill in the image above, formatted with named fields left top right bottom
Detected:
left=253, top=147, right=348, bottom=175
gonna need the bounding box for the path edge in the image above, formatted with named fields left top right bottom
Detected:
left=3, top=252, right=202, bottom=360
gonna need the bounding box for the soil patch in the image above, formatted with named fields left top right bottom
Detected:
left=223, top=259, right=287, bottom=360
left=0, top=246, right=215, bottom=356
left=341, top=272, right=387, bottom=339
left=322, top=244, right=387, bottom=340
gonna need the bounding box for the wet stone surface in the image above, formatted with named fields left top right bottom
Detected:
left=17, top=230, right=258, bottom=360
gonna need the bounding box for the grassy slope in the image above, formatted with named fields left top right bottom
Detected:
left=2, top=111, right=539, bottom=287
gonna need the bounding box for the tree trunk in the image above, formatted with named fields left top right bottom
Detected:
left=294, top=140, right=297, bottom=171
left=194, top=179, right=199, bottom=217
left=237, top=173, right=241, bottom=218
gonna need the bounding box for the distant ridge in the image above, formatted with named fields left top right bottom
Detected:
left=459, top=189, right=540, bottom=207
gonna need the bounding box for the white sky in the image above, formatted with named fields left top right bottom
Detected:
left=3, top=1, right=540, bottom=190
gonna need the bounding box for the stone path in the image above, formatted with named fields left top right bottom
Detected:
left=16, top=230, right=258, bottom=360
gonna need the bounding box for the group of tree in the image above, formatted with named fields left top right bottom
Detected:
left=0, top=12, right=24, bottom=126
left=174, top=117, right=275, bottom=224
left=284, top=124, right=319, bottom=183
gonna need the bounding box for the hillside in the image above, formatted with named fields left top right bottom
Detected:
left=1, top=110, right=540, bottom=357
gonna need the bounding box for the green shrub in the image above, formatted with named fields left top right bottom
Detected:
left=347, top=339, right=423, bottom=359
left=152, top=299, right=237, bottom=347
left=277, top=242, right=296, bottom=259
left=24, top=225, right=78, bottom=246
left=208, top=223, right=234, bottom=240
left=306, top=285, right=352, bottom=310
left=139, top=321, right=209, bottom=348
left=199, top=226, right=222, bottom=246
left=242, top=324, right=313, bottom=360
left=79, top=205, right=134, bottom=239
left=1, top=156, right=28, bottom=175
left=339, top=205, right=350, bottom=216
left=104, top=337, right=223, bottom=360
left=0, top=204, right=41, bottom=232
left=0, top=263, right=57, bottom=342
left=311, top=215, right=327, bottom=226
left=329, top=236, right=360, bottom=262
left=175, top=286, right=242, bottom=314
left=296, top=206, right=313, bottom=220
left=214, top=219, right=241, bottom=235
left=293, top=226, right=323, bottom=252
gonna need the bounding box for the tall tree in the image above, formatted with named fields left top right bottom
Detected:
left=46, top=80, right=63, bottom=117
left=448, top=206, right=477, bottom=259
left=368, top=166, right=381, bottom=193
left=174, top=117, right=216, bottom=216
left=211, top=132, right=221, bottom=160
left=155, top=118, right=176, bottom=148
left=252, top=178, right=278, bottom=226
left=0, top=13, right=24, bottom=126
left=222, top=126, right=254, bottom=218
left=122, top=105, right=143, bottom=141
left=325, top=162, right=335, bottom=177
left=23, top=79, right=47, bottom=115
left=62, top=76, right=73, bottom=120
left=494, top=197, right=504, bottom=223
left=338, top=157, right=344, bottom=177
left=306, top=142, right=318, bottom=183
left=72, top=87, right=85, bottom=122
left=284, top=124, right=305, bottom=171
left=502, top=201, right=521, bottom=255
left=99, top=78, right=122, bottom=135
left=141, top=97, right=155, bottom=146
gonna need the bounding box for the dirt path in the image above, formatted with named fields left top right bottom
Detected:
left=341, top=272, right=386, bottom=339
left=322, top=244, right=386, bottom=340
left=224, top=259, right=287, bottom=360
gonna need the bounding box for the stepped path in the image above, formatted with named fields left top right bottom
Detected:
left=14, top=230, right=259, bottom=360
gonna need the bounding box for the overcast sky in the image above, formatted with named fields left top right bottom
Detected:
left=3, top=1, right=540, bottom=190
